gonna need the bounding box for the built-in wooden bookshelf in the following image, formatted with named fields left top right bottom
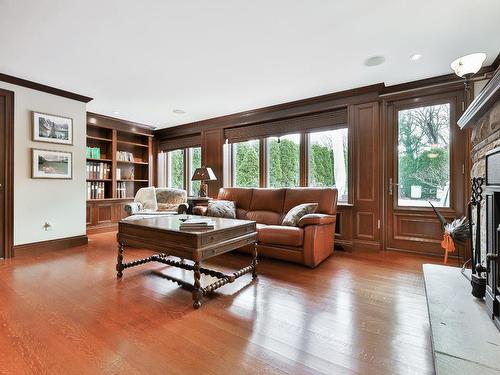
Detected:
left=86, top=113, right=154, bottom=234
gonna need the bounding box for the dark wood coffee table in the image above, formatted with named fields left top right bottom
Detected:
left=116, top=215, right=258, bottom=309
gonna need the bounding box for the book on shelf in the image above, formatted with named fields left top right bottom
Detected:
left=86, top=161, right=111, bottom=179
left=87, top=181, right=106, bottom=200
left=179, top=219, right=215, bottom=230
left=86, top=146, right=101, bottom=159
left=116, top=182, right=127, bottom=198
left=116, top=151, right=135, bottom=162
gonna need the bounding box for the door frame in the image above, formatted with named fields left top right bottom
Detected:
left=382, top=88, right=467, bottom=256
left=0, top=88, right=14, bottom=259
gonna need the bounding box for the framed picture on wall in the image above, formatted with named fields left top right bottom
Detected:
left=32, top=111, right=73, bottom=145
left=32, top=148, right=72, bottom=179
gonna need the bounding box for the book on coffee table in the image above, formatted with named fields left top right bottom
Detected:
left=179, top=218, right=215, bottom=230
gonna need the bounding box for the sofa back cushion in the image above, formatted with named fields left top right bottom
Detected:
left=246, top=188, right=286, bottom=225
left=283, top=188, right=337, bottom=215
left=156, top=188, right=187, bottom=204
left=217, top=188, right=253, bottom=219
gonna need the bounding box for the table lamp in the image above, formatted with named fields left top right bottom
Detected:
left=191, top=167, right=217, bottom=197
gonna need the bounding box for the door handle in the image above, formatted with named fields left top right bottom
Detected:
left=388, top=178, right=399, bottom=195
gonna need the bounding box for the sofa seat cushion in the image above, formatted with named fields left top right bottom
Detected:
left=257, top=224, right=304, bottom=247
left=157, top=203, right=179, bottom=212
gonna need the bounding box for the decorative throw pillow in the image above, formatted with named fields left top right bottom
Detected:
left=282, top=203, right=318, bottom=227
left=134, top=187, right=158, bottom=211
left=206, top=200, right=236, bottom=219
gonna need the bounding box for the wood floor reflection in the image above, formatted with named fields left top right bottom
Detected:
left=0, top=232, right=440, bottom=374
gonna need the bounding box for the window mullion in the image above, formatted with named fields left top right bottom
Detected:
left=184, top=148, right=190, bottom=193
left=300, top=133, right=307, bottom=187
left=260, top=139, right=266, bottom=188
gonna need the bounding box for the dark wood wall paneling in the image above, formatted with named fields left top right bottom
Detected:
left=201, top=129, right=225, bottom=197
left=352, top=102, right=381, bottom=250
left=153, top=60, right=498, bottom=255
left=0, top=89, right=14, bottom=258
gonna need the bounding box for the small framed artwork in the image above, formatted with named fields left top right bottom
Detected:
left=32, top=148, right=72, bottom=179
left=32, top=111, right=73, bottom=145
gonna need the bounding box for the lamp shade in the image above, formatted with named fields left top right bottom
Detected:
left=450, top=53, right=486, bottom=78
left=191, top=167, right=217, bottom=181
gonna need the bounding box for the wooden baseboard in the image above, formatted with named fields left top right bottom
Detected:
left=86, top=223, right=118, bottom=235
left=13, top=235, right=88, bottom=255
left=335, top=239, right=353, bottom=251
left=352, top=239, right=381, bottom=251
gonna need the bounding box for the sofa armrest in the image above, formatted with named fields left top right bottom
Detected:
left=124, top=202, right=143, bottom=216
left=177, top=203, right=189, bottom=214
left=192, top=206, right=208, bottom=216
left=298, top=213, right=336, bottom=228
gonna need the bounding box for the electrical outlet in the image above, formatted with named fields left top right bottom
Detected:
left=43, top=222, right=52, bottom=231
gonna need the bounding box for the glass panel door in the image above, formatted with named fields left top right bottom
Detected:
left=397, top=103, right=451, bottom=207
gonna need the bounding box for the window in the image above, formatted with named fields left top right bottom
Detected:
left=266, top=134, right=300, bottom=188
left=188, top=147, right=201, bottom=196
left=308, top=128, right=348, bottom=202
left=232, top=140, right=260, bottom=187
left=225, top=128, right=351, bottom=197
left=167, top=149, right=184, bottom=190
left=397, top=103, right=451, bottom=207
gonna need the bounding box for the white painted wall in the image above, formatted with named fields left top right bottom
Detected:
left=0, top=82, right=86, bottom=245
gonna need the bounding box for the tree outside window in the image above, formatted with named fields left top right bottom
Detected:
left=232, top=140, right=259, bottom=187
left=189, top=147, right=201, bottom=195
left=267, top=134, right=300, bottom=188
left=168, top=149, right=184, bottom=190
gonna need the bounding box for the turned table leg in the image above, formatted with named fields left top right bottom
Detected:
left=116, top=243, right=124, bottom=278
left=252, top=243, right=258, bottom=279
left=192, top=261, right=202, bottom=309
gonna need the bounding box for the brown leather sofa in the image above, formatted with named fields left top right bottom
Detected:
left=193, top=187, right=337, bottom=267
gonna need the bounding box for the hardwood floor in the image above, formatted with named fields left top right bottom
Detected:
left=0, top=232, right=441, bottom=375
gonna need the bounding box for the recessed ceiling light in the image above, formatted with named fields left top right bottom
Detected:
left=113, top=111, right=120, bottom=115
left=173, top=109, right=185, bottom=114
left=409, top=54, right=422, bottom=61
left=364, top=56, right=386, bottom=67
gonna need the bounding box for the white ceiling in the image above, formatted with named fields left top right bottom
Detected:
left=0, top=0, right=499, bottom=128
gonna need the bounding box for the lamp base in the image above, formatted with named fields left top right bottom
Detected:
left=198, top=182, right=208, bottom=197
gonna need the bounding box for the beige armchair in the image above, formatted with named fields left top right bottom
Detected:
left=124, top=187, right=189, bottom=216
